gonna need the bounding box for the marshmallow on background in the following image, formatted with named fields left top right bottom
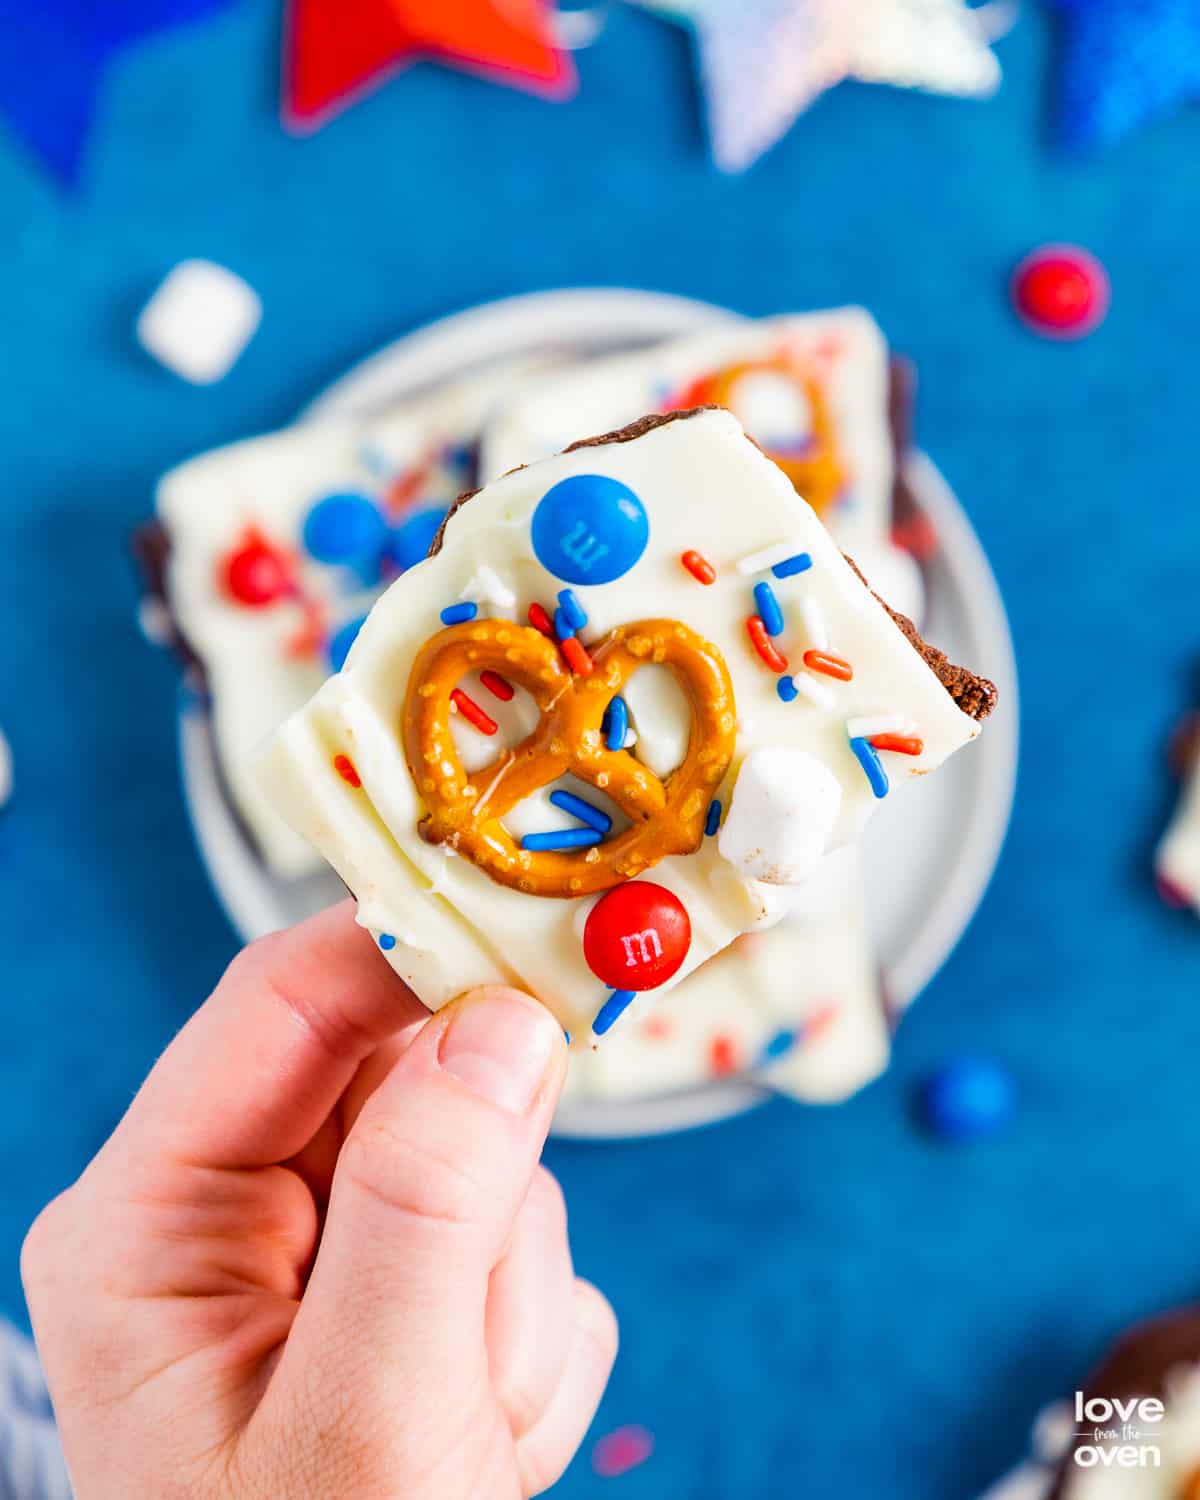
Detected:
left=137, top=260, right=262, bottom=384
left=719, top=747, right=843, bottom=885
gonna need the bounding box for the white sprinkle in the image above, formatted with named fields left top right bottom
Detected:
left=790, top=673, right=837, bottom=711
left=736, top=538, right=807, bottom=576
left=846, top=713, right=907, bottom=740
left=798, top=595, right=829, bottom=650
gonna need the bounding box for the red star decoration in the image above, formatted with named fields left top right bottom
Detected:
left=283, top=0, right=577, bottom=131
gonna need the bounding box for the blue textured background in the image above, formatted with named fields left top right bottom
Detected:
left=2, top=6, right=1199, bottom=1496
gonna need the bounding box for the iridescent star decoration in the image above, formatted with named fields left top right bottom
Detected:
left=0, top=0, right=236, bottom=184
left=630, top=0, right=1003, bottom=171
left=1049, top=0, right=1200, bottom=153
left=283, top=0, right=576, bottom=133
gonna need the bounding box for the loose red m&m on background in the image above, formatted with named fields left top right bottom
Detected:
left=583, top=882, right=691, bottom=991
left=222, top=535, right=291, bottom=607
left=1011, top=244, right=1110, bottom=339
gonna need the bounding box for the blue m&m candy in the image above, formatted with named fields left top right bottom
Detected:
left=303, top=493, right=387, bottom=566
left=921, top=1056, right=1016, bottom=1143
left=531, top=475, right=648, bottom=586
left=388, top=507, right=448, bottom=573
left=327, top=614, right=368, bottom=673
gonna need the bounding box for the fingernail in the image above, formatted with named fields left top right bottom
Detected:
left=439, top=989, right=561, bottom=1114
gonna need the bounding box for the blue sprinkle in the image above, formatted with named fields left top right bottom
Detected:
left=603, top=695, right=629, bottom=750
left=921, top=1056, right=1017, bottom=1143
left=440, top=601, right=477, bottom=626
left=771, top=551, right=813, bottom=579
left=753, top=580, right=785, bottom=637
left=760, top=1028, right=797, bottom=1063
left=849, top=736, right=890, bottom=799
left=553, top=605, right=576, bottom=639
left=776, top=676, right=799, bottom=703
left=378, top=933, right=396, bottom=951
left=556, top=588, right=588, bottom=632
left=704, top=799, right=722, bottom=837
left=549, top=788, right=612, bottom=833
left=327, top=614, right=368, bottom=673
left=593, top=990, right=636, bottom=1036
left=563, top=1028, right=572, bottom=1044
left=521, top=828, right=605, bottom=852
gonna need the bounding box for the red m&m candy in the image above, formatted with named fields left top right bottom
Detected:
left=583, top=882, right=691, bottom=991
left=1011, top=244, right=1110, bottom=339
left=222, top=535, right=291, bottom=607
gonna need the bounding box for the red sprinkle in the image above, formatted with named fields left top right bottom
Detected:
left=870, top=733, right=924, bottom=756
left=746, top=616, right=789, bottom=673
left=802, top=648, right=853, bottom=681
left=480, top=669, right=514, bottom=702
left=709, top=1034, right=739, bottom=1077
left=803, top=1002, right=840, bottom=1041
left=450, top=688, right=497, bottom=735
left=528, top=602, right=555, bottom=638
left=681, top=549, right=716, bottom=585
left=641, top=1014, right=673, bottom=1041
left=560, top=635, right=594, bottom=677
left=332, top=753, right=361, bottom=788
left=592, top=1426, right=654, bottom=1479
left=283, top=596, right=328, bottom=659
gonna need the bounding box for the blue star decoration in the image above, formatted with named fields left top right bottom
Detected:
left=0, top=0, right=236, bottom=185
left=1051, top=0, right=1200, bottom=153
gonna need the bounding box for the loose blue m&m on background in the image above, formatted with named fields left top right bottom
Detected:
left=303, top=493, right=388, bottom=567
left=327, top=614, right=368, bottom=672
left=531, top=475, right=648, bottom=585
left=388, top=506, right=448, bottom=573
left=921, top=1055, right=1017, bottom=1143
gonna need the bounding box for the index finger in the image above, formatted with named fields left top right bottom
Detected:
left=111, top=901, right=428, bottom=1170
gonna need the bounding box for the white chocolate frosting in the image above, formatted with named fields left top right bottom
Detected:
left=259, top=407, right=985, bottom=1036
left=481, top=307, right=895, bottom=555
left=155, top=357, right=555, bottom=876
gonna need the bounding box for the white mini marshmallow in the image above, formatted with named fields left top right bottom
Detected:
left=137, top=260, right=262, bottom=384
left=718, top=746, right=842, bottom=885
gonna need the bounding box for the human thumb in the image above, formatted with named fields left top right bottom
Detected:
left=259, top=987, right=567, bottom=1480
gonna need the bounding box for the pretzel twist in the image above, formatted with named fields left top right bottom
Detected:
left=402, top=617, right=737, bottom=898
left=701, top=359, right=844, bottom=515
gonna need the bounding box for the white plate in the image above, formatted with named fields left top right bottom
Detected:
left=179, top=288, right=1019, bottom=1139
